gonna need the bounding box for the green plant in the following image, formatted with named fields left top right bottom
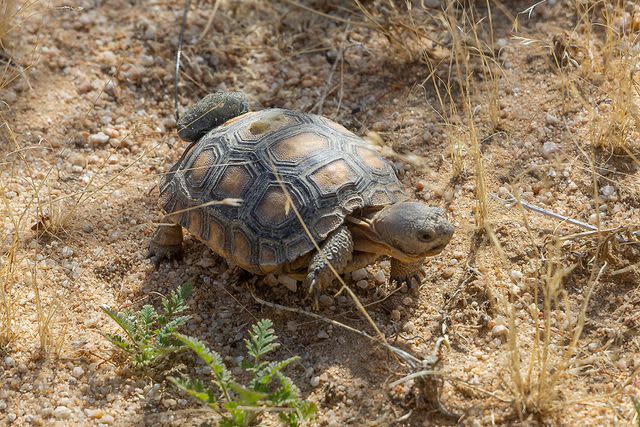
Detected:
left=169, top=319, right=316, bottom=427
left=101, top=283, right=193, bottom=367
left=633, top=395, right=640, bottom=427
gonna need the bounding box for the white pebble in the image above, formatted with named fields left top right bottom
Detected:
left=100, top=414, right=115, bottom=424
left=588, top=342, right=599, bottom=352
left=0, top=400, right=6, bottom=410
left=309, top=376, right=320, bottom=387
left=53, top=406, right=72, bottom=419
left=317, top=330, right=329, bottom=339
left=541, top=141, right=559, bottom=157
left=72, top=366, right=84, bottom=378
left=61, top=246, right=74, bottom=258
left=4, top=356, right=14, bottom=367
left=88, top=132, right=109, bottom=146
left=85, top=408, right=104, bottom=419
left=600, top=185, right=617, bottom=201
left=372, top=270, right=386, bottom=284
left=510, top=270, right=523, bottom=281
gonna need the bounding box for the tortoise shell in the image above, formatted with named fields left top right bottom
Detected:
left=159, top=108, right=406, bottom=273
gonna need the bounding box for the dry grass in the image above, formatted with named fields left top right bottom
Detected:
left=357, top=0, right=638, bottom=422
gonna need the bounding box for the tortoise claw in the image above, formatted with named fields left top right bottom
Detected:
left=147, top=242, right=183, bottom=266
left=392, top=267, right=427, bottom=291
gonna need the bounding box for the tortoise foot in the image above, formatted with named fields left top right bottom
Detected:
left=147, top=242, right=183, bottom=266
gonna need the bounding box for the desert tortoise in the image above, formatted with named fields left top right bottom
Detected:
left=150, top=92, right=454, bottom=292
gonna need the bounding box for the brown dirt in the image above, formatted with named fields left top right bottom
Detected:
left=1, top=1, right=639, bottom=426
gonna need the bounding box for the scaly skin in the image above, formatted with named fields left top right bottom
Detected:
left=302, top=226, right=353, bottom=296
left=148, top=221, right=183, bottom=265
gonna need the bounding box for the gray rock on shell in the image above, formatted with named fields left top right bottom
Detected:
left=177, top=91, right=249, bottom=142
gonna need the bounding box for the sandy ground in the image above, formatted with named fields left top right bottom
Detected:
left=1, top=0, right=639, bottom=426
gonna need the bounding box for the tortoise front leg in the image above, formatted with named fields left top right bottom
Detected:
left=390, top=259, right=426, bottom=290
left=148, top=217, right=184, bottom=265
left=303, top=226, right=353, bottom=296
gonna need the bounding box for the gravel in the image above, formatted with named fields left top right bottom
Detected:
left=88, top=132, right=110, bottom=146
left=541, top=141, right=560, bottom=157
left=53, top=406, right=72, bottom=419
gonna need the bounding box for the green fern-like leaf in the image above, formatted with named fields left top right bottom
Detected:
left=100, top=306, right=138, bottom=347
left=266, top=372, right=300, bottom=406
left=250, top=357, right=298, bottom=393
left=101, top=284, right=192, bottom=368
left=137, top=305, right=158, bottom=335
left=245, top=319, right=279, bottom=364
left=174, top=333, right=233, bottom=386
left=162, top=283, right=193, bottom=317
left=102, top=333, right=132, bottom=353
left=157, top=315, right=191, bottom=347
left=278, top=400, right=318, bottom=427
left=168, top=376, right=218, bottom=408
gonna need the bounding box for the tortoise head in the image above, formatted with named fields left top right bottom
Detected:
left=369, top=201, right=454, bottom=262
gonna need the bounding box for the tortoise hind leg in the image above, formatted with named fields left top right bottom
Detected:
left=148, top=218, right=184, bottom=265
left=303, top=226, right=353, bottom=297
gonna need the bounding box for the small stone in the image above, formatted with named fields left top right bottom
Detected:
left=53, top=406, right=72, bottom=419
left=7, top=413, right=16, bottom=422
left=600, top=185, right=616, bottom=201
left=497, top=186, right=510, bottom=199
left=72, top=366, right=84, bottom=378
left=351, top=268, right=368, bottom=281
left=402, top=321, right=415, bottom=333
left=402, top=296, right=413, bottom=306
left=309, top=376, right=320, bottom=387
left=69, top=153, right=86, bottom=168
left=588, top=342, right=599, bottom=352
left=390, top=310, right=401, bottom=321
left=510, top=270, right=523, bottom=281
left=162, top=398, right=177, bottom=407
left=372, top=270, right=386, bottom=284
left=4, top=356, right=15, bottom=367
left=318, top=294, right=334, bottom=308
left=491, top=325, right=508, bottom=337
left=100, top=414, right=115, bottom=424
left=61, top=246, right=74, bottom=258
left=442, top=268, right=455, bottom=279
left=88, top=132, right=109, bottom=146
left=0, top=400, right=6, bottom=410
left=544, top=113, right=560, bottom=126
left=317, top=329, right=329, bottom=339
left=85, top=409, right=104, bottom=419
left=541, top=141, right=560, bottom=157
left=196, top=256, right=216, bottom=268
left=356, top=279, right=369, bottom=289
left=278, top=276, right=297, bottom=292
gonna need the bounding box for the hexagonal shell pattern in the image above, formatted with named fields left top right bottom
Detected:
left=158, top=108, right=405, bottom=274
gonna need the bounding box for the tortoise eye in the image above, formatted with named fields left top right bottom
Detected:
left=418, top=232, right=432, bottom=242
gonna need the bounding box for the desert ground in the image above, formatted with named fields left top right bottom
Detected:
left=1, top=0, right=639, bottom=426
